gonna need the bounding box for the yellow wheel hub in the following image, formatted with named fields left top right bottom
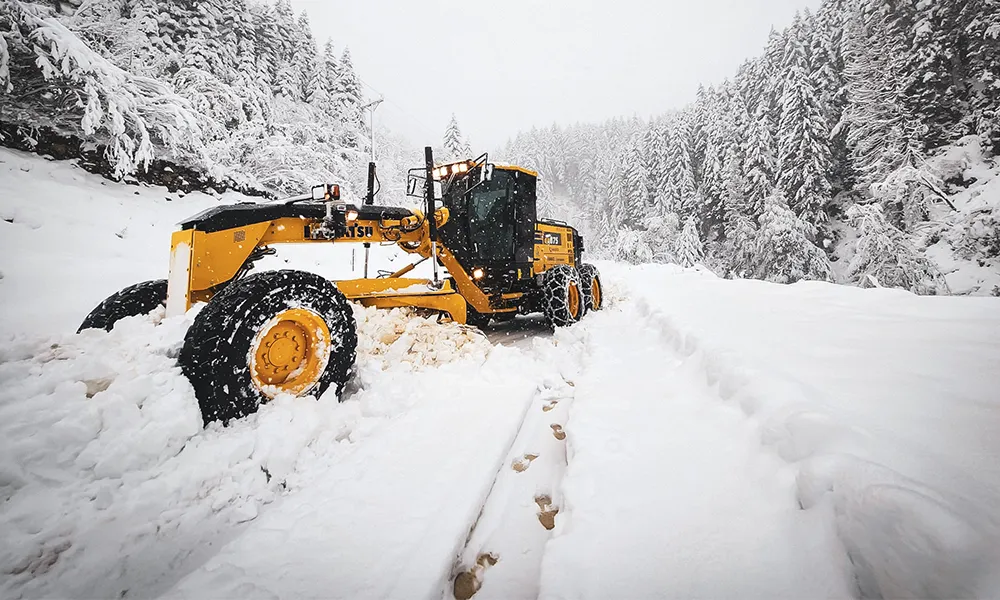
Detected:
left=568, top=281, right=581, bottom=319
left=591, top=277, right=602, bottom=310
left=251, top=308, right=331, bottom=398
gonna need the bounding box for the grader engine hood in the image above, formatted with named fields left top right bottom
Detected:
left=179, top=202, right=414, bottom=234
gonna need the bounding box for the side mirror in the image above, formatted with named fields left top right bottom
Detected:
left=433, top=180, right=443, bottom=200
left=483, top=164, right=494, bottom=182
left=406, top=176, right=419, bottom=197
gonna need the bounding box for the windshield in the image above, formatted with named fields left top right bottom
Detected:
left=468, top=172, right=514, bottom=261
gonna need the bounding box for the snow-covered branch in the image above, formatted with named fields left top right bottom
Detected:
left=1, top=2, right=202, bottom=177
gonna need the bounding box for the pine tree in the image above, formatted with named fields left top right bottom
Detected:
left=331, top=47, right=364, bottom=142
left=643, top=212, right=681, bottom=264
left=744, top=101, right=775, bottom=219
left=776, top=15, right=833, bottom=234
left=753, top=188, right=833, bottom=283
left=721, top=144, right=748, bottom=232
left=615, top=143, right=648, bottom=230
left=311, top=39, right=339, bottom=115
left=903, top=0, right=965, bottom=150
left=675, top=217, right=704, bottom=268
left=845, top=203, right=946, bottom=294
left=295, top=12, right=318, bottom=103
left=640, top=124, right=666, bottom=209
left=961, top=0, right=1000, bottom=153
left=662, top=117, right=698, bottom=217
left=698, top=133, right=726, bottom=238
left=842, top=12, right=925, bottom=190
left=723, top=213, right=758, bottom=278
left=442, top=114, right=468, bottom=159
left=252, top=2, right=281, bottom=95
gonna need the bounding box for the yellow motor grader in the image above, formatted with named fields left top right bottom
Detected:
left=79, top=147, right=603, bottom=424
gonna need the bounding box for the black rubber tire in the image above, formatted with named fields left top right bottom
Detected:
left=465, top=304, right=492, bottom=330
left=78, top=279, right=167, bottom=333
left=541, top=265, right=584, bottom=327
left=179, top=270, right=358, bottom=425
left=578, top=263, right=604, bottom=312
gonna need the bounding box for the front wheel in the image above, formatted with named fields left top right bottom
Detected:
left=179, top=270, right=358, bottom=425
left=78, top=279, right=167, bottom=333
left=541, top=265, right=584, bottom=327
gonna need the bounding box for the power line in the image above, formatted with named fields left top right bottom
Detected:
left=353, top=74, right=439, bottom=142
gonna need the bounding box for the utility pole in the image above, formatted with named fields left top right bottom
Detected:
left=360, top=96, right=383, bottom=278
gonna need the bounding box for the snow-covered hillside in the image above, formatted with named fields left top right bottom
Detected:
left=2, top=151, right=999, bottom=599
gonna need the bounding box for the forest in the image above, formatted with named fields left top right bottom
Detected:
left=0, top=0, right=423, bottom=202
left=499, top=0, right=1000, bottom=294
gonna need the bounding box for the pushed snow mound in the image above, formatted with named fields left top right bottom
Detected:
left=0, top=305, right=492, bottom=599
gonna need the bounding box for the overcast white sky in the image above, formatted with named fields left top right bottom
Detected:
left=291, top=0, right=822, bottom=151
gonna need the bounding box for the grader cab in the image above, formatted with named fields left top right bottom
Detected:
left=79, top=147, right=603, bottom=425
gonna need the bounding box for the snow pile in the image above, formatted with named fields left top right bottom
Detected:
left=355, top=305, right=489, bottom=372
left=0, top=301, right=493, bottom=600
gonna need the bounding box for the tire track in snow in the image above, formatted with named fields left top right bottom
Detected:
left=529, top=294, right=851, bottom=599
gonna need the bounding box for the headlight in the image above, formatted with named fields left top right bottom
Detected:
left=346, top=209, right=359, bottom=221
left=472, top=267, right=485, bottom=280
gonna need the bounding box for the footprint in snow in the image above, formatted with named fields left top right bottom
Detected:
left=512, top=454, right=539, bottom=472
left=550, top=424, right=566, bottom=440
left=453, top=552, right=498, bottom=600
left=535, top=495, right=559, bottom=530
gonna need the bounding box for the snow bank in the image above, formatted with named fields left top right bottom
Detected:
left=0, top=147, right=229, bottom=336
left=601, top=261, right=1000, bottom=598
left=0, top=301, right=495, bottom=599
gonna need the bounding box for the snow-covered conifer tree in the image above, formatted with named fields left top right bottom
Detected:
left=845, top=203, right=946, bottom=294
left=662, top=118, right=699, bottom=218
left=744, top=101, right=776, bottom=219
left=443, top=114, right=469, bottom=159
left=776, top=15, right=832, bottom=232
left=331, top=47, right=364, bottom=144
left=753, top=188, right=833, bottom=283
left=675, top=216, right=705, bottom=268
left=842, top=13, right=925, bottom=190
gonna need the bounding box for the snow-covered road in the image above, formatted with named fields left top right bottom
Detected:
left=536, top=299, right=847, bottom=599
left=3, top=150, right=1000, bottom=599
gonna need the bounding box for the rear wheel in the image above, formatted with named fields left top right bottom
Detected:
left=578, top=263, right=603, bottom=312
left=541, top=265, right=583, bottom=327
left=78, top=279, right=167, bottom=333
left=179, top=270, right=358, bottom=425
